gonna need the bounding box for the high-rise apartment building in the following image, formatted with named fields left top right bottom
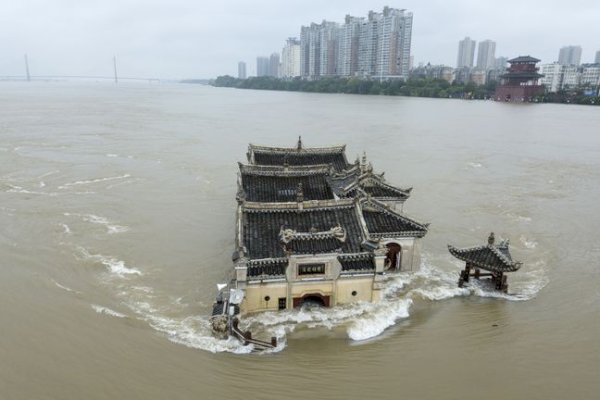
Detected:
left=595, top=50, right=600, bottom=64
left=476, top=40, right=496, bottom=70
left=375, top=7, right=413, bottom=78
left=300, top=22, right=324, bottom=77
left=319, top=21, right=340, bottom=76
left=281, top=38, right=301, bottom=78
left=238, top=61, right=247, bottom=79
left=558, top=46, right=582, bottom=66
left=269, top=53, right=280, bottom=77
left=457, top=37, right=476, bottom=68
left=256, top=56, right=270, bottom=77
left=300, top=7, right=413, bottom=80
left=357, top=13, right=380, bottom=77
left=337, top=15, right=363, bottom=76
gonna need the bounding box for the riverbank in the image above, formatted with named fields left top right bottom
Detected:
left=210, top=75, right=600, bottom=105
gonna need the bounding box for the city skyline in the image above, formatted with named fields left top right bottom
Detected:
left=2, top=0, right=600, bottom=79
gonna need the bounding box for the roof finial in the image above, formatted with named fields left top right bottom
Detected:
left=360, top=151, right=367, bottom=173
left=297, top=136, right=302, bottom=150
left=488, top=232, right=495, bottom=245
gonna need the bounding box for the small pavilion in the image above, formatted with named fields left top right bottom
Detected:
left=448, top=233, right=522, bottom=292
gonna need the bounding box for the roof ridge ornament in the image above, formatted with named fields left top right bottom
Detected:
left=279, top=225, right=347, bottom=244
left=360, top=152, right=367, bottom=173
left=488, top=232, right=495, bottom=245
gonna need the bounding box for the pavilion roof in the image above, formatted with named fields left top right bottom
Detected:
left=448, top=233, right=522, bottom=273
left=508, top=55, right=541, bottom=63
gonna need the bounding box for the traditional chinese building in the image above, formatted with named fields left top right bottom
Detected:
left=229, top=138, right=429, bottom=313
left=494, top=56, right=544, bottom=102
left=448, top=232, right=522, bottom=292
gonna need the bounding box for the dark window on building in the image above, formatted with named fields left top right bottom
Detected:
left=298, top=263, right=326, bottom=275
left=278, top=297, right=286, bottom=310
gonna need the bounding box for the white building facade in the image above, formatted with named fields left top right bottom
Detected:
left=540, top=63, right=563, bottom=92
left=281, top=38, right=301, bottom=78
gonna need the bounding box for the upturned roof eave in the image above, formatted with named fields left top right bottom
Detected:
left=447, top=244, right=522, bottom=272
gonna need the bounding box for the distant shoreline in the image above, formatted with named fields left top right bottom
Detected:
left=207, top=75, right=600, bottom=106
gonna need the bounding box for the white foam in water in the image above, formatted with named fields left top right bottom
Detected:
left=64, top=212, right=129, bottom=234
left=120, top=295, right=253, bottom=354
left=470, top=262, right=548, bottom=301
left=60, top=223, right=72, bottom=234
left=6, top=183, right=57, bottom=196
left=78, top=247, right=142, bottom=276
left=89, top=255, right=547, bottom=354
left=347, top=299, right=412, bottom=341
left=240, top=260, right=546, bottom=348
left=520, top=234, right=538, bottom=249
left=107, top=224, right=130, bottom=234
left=92, top=304, right=127, bottom=318
left=241, top=274, right=416, bottom=343
left=467, top=162, right=483, bottom=168
left=82, top=214, right=110, bottom=225
left=106, top=154, right=118, bottom=158
left=58, top=174, right=131, bottom=189
left=52, top=279, right=81, bottom=294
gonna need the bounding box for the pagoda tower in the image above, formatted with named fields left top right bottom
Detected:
left=494, top=56, right=544, bottom=102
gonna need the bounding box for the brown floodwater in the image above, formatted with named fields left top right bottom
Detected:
left=0, top=82, right=598, bottom=399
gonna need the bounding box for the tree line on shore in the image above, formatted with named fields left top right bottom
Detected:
left=210, top=75, right=600, bottom=105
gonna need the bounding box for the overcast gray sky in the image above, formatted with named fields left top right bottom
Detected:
left=1, top=0, right=599, bottom=79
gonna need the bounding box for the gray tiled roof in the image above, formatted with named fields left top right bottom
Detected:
left=235, top=141, right=429, bottom=275
left=361, top=199, right=428, bottom=238
left=448, top=236, right=522, bottom=273
left=242, top=202, right=365, bottom=259
left=248, top=142, right=350, bottom=172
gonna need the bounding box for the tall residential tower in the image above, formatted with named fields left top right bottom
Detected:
left=476, top=40, right=496, bottom=70
left=457, top=37, right=477, bottom=68
left=238, top=61, right=247, bottom=79
left=558, top=46, right=582, bottom=66
left=281, top=38, right=301, bottom=78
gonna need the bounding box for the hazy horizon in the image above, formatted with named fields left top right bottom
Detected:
left=2, top=0, right=599, bottom=79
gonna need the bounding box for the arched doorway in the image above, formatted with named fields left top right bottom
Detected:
left=292, top=293, right=330, bottom=308
left=384, top=243, right=402, bottom=271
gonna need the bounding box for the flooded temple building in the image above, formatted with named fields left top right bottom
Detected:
left=230, top=138, right=428, bottom=314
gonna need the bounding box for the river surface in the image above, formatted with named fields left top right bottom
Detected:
left=0, top=82, right=598, bottom=399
